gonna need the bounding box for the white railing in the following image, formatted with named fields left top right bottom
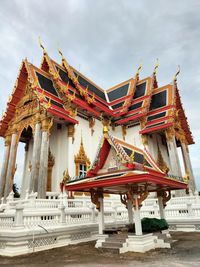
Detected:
left=1, top=194, right=200, bottom=230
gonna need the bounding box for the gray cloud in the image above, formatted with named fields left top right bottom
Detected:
left=0, top=0, right=199, bottom=188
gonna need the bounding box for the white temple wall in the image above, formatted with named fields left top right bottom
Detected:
left=147, top=133, right=171, bottom=167
left=110, top=124, right=142, bottom=148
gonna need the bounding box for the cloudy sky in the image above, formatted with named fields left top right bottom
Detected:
left=0, top=0, right=200, bottom=190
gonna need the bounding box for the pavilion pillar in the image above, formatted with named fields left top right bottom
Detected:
left=165, top=129, right=182, bottom=177
left=0, top=136, right=11, bottom=199
left=181, top=142, right=196, bottom=193
left=127, top=199, right=134, bottom=224
left=20, top=143, right=29, bottom=198
left=4, top=129, right=19, bottom=198
left=133, top=195, right=142, bottom=236
left=67, top=124, right=75, bottom=198
left=98, top=196, right=104, bottom=235
left=157, top=196, right=165, bottom=219
left=29, top=122, right=42, bottom=193
left=37, top=118, right=52, bottom=199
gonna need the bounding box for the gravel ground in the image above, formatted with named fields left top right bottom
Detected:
left=0, top=232, right=200, bottom=267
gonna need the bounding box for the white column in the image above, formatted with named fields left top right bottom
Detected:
left=158, top=196, right=165, bottom=219
left=166, top=136, right=182, bottom=177
left=98, top=197, right=104, bottom=235
left=4, top=132, right=18, bottom=198
left=133, top=195, right=142, bottom=236
left=37, top=131, right=49, bottom=198
left=29, top=122, right=41, bottom=193
left=127, top=199, right=134, bottom=224
left=0, top=136, right=11, bottom=199
left=181, top=142, right=196, bottom=192
left=20, top=143, right=29, bottom=198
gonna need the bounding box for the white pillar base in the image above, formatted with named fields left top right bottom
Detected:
left=120, top=233, right=156, bottom=253
left=95, top=234, right=109, bottom=248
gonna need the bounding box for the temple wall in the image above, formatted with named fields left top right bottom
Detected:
left=49, top=124, right=68, bottom=192
left=147, top=133, right=171, bottom=168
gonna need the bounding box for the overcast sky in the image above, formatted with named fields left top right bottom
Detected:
left=0, top=0, right=199, bottom=190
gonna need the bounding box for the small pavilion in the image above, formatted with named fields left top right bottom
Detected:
left=66, top=126, right=188, bottom=252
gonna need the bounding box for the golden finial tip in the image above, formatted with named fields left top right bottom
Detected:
left=136, top=62, right=143, bottom=76
left=153, top=58, right=159, bottom=75
left=38, top=36, right=46, bottom=53
left=173, top=65, right=180, bottom=82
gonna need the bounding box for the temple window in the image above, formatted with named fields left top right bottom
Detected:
left=78, top=164, right=87, bottom=178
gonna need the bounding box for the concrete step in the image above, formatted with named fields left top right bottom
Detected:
left=102, top=242, right=123, bottom=248
left=99, top=247, right=120, bottom=254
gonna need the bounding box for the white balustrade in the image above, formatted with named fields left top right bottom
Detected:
left=0, top=195, right=200, bottom=230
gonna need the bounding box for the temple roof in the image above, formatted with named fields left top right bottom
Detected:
left=0, top=50, right=194, bottom=145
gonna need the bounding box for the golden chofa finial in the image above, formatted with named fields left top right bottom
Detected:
left=153, top=58, right=159, bottom=75
left=38, top=36, right=46, bottom=54
left=58, top=48, right=64, bottom=60
left=136, top=63, right=143, bottom=77
left=173, top=65, right=180, bottom=82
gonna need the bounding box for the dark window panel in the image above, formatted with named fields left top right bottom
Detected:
left=133, top=82, right=146, bottom=99
left=74, top=72, right=107, bottom=101
left=36, top=72, right=58, bottom=97
left=107, top=83, right=129, bottom=101
left=147, top=112, right=166, bottom=121
left=56, top=67, right=74, bottom=87
left=129, top=101, right=143, bottom=111
left=46, top=98, right=63, bottom=109
left=150, top=91, right=167, bottom=110
left=112, top=102, right=124, bottom=109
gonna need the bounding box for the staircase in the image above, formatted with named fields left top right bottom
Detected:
left=153, top=231, right=173, bottom=248
left=100, top=233, right=128, bottom=254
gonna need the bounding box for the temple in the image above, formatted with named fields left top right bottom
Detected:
left=0, top=46, right=196, bottom=203
left=0, top=45, right=198, bottom=255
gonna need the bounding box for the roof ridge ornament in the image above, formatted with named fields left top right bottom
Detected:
left=135, top=63, right=143, bottom=78
left=173, top=65, right=180, bottom=82
left=38, top=36, right=46, bottom=54
left=153, top=58, right=159, bottom=75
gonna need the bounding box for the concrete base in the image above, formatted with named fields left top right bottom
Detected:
left=0, top=224, right=98, bottom=257
left=120, top=233, right=156, bottom=253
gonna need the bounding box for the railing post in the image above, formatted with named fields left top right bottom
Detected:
left=187, top=203, right=194, bottom=217
left=14, top=203, right=24, bottom=228
left=59, top=203, right=66, bottom=224
left=90, top=204, right=96, bottom=223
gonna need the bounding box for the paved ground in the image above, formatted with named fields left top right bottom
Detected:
left=0, top=232, right=200, bottom=267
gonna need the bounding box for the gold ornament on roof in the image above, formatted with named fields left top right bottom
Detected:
left=63, top=169, right=70, bottom=183
left=173, top=65, right=180, bottom=82
left=153, top=58, right=159, bottom=75
left=38, top=36, right=46, bottom=54
left=130, top=150, right=135, bottom=162
left=136, top=63, right=143, bottom=77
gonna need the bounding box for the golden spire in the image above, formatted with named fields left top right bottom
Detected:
left=58, top=48, right=64, bottom=60
left=38, top=36, right=46, bottom=54
left=136, top=62, right=143, bottom=77
left=173, top=65, right=180, bottom=82
left=153, top=58, right=159, bottom=75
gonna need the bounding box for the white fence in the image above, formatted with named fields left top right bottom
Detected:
left=1, top=192, right=200, bottom=230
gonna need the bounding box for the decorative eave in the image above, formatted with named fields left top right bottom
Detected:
left=0, top=59, right=35, bottom=137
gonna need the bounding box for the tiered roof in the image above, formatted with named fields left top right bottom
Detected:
left=0, top=49, right=194, bottom=145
